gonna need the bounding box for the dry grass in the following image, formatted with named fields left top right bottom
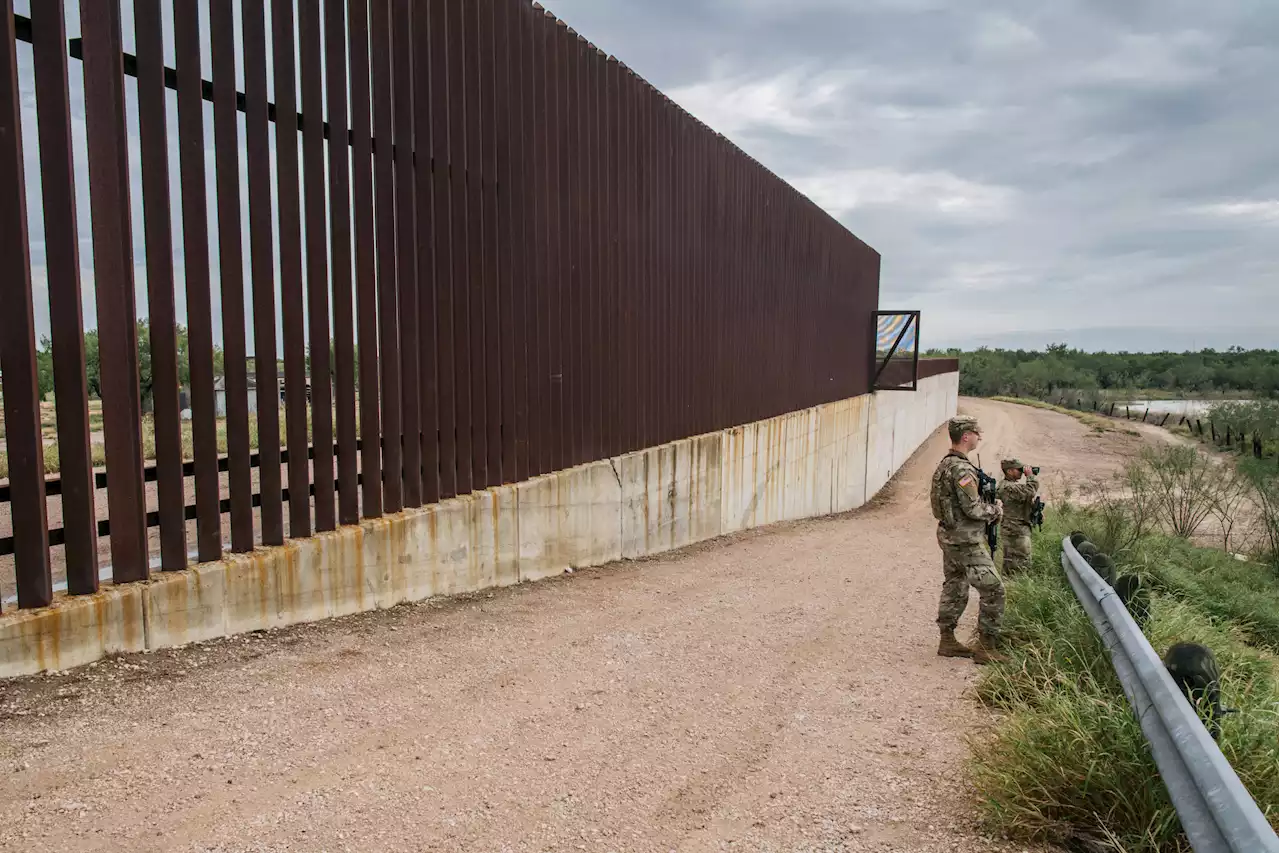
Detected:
left=0, top=406, right=334, bottom=479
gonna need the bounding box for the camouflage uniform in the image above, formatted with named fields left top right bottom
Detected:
left=930, top=449, right=1005, bottom=639
left=997, top=459, right=1039, bottom=575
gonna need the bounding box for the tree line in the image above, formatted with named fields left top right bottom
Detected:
left=34, top=321, right=226, bottom=408
left=29, top=321, right=346, bottom=409
left=925, top=344, right=1279, bottom=400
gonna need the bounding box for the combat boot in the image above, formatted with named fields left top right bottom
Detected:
left=937, top=628, right=973, bottom=658
left=971, top=633, right=1007, bottom=665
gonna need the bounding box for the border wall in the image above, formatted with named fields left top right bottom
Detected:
left=0, top=371, right=958, bottom=678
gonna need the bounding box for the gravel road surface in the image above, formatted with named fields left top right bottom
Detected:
left=0, top=398, right=1153, bottom=852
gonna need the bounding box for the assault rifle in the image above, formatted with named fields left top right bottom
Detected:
left=974, top=455, right=999, bottom=557
left=1029, top=465, right=1045, bottom=530
left=1030, top=496, right=1045, bottom=530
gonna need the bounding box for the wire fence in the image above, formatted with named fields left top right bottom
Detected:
left=0, top=0, right=883, bottom=609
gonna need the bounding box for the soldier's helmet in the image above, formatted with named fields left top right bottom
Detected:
left=948, top=415, right=981, bottom=443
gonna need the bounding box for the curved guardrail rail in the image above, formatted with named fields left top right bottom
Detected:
left=1060, top=537, right=1278, bottom=853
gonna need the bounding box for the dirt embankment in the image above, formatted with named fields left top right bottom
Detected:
left=0, top=397, right=1161, bottom=853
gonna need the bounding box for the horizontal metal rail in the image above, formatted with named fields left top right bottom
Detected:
left=1060, top=537, right=1277, bottom=853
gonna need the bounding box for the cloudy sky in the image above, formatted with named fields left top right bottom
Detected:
left=549, top=0, right=1279, bottom=352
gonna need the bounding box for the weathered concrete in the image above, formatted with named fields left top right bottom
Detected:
left=0, top=373, right=958, bottom=678
left=0, top=584, right=145, bottom=679
left=620, top=432, right=723, bottom=559
left=517, top=460, right=623, bottom=583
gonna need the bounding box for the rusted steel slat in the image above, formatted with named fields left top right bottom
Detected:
left=674, top=111, right=686, bottom=440
left=603, top=55, right=620, bottom=458
left=651, top=91, right=665, bottom=444
left=299, top=0, right=337, bottom=528
left=655, top=91, right=667, bottom=444
left=706, top=127, right=718, bottom=433
left=694, top=123, right=705, bottom=435
left=32, top=0, right=97, bottom=590
left=462, top=0, right=489, bottom=488
left=494, top=0, right=519, bottom=483
left=675, top=101, right=686, bottom=438
left=618, top=63, right=636, bottom=454
left=644, top=82, right=659, bottom=448
left=689, top=120, right=700, bottom=433
left=591, top=47, right=606, bottom=460
left=325, top=0, right=360, bottom=525
left=242, top=0, right=284, bottom=544
left=447, top=0, right=474, bottom=493
left=391, top=0, right=421, bottom=508
left=428, top=0, right=457, bottom=499
left=648, top=83, right=661, bottom=447
left=548, top=16, right=568, bottom=471
left=0, top=0, right=51, bottom=607
left=326, top=0, right=360, bottom=526
left=412, top=0, right=439, bottom=504
left=526, top=4, right=550, bottom=478
left=82, top=0, right=150, bottom=579
left=563, top=29, right=583, bottom=467
left=579, top=38, right=597, bottom=464
left=479, top=0, right=503, bottom=486
left=272, top=0, right=312, bottom=536
left=627, top=67, right=642, bottom=451
left=706, top=132, right=720, bottom=433
left=211, top=0, right=254, bottom=553
left=663, top=97, right=676, bottom=444
left=586, top=47, right=605, bottom=461
left=600, top=51, right=616, bottom=458
left=729, top=148, right=740, bottom=425
left=667, top=99, right=679, bottom=444
left=349, top=0, right=382, bottom=520
left=370, top=0, right=402, bottom=513
left=509, top=0, right=534, bottom=482
left=174, top=0, right=222, bottom=562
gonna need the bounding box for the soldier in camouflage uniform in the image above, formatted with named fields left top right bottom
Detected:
left=997, top=459, right=1039, bottom=576
left=929, top=415, right=1007, bottom=664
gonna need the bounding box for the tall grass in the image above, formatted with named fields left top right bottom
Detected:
left=970, top=510, right=1279, bottom=851
left=1119, top=532, right=1278, bottom=648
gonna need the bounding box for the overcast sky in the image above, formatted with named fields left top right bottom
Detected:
left=12, top=0, right=1279, bottom=355
left=549, top=0, right=1279, bottom=352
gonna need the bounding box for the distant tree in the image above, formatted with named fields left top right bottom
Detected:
left=37, top=321, right=225, bottom=408
left=951, top=346, right=1278, bottom=400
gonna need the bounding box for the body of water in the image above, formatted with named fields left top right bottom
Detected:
left=1116, top=399, right=1248, bottom=417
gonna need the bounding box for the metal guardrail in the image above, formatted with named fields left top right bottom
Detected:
left=1060, top=538, right=1278, bottom=853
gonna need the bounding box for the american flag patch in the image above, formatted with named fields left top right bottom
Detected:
left=958, top=475, right=973, bottom=488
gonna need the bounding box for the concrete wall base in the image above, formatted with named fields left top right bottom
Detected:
left=0, top=373, right=959, bottom=679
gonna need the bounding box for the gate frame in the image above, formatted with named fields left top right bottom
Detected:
left=872, top=310, right=920, bottom=392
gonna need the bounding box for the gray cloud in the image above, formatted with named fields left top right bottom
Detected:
left=552, top=0, right=1279, bottom=351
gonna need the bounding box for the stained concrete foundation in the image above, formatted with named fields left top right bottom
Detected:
left=0, top=372, right=958, bottom=678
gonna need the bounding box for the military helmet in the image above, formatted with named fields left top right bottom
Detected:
left=948, top=415, right=981, bottom=442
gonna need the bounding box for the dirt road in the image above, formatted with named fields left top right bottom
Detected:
left=0, top=398, right=1157, bottom=852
